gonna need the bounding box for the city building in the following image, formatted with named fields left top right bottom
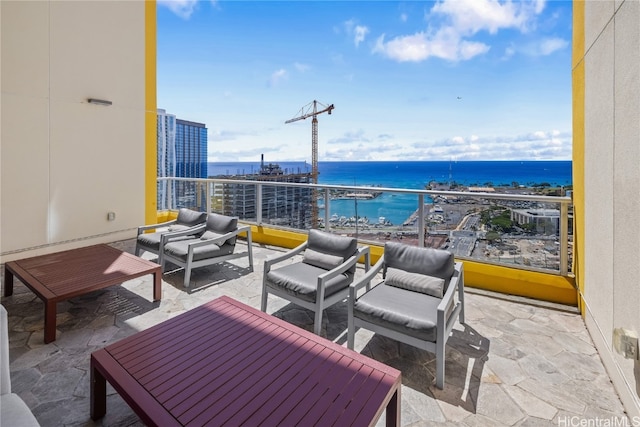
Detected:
left=212, top=156, right=314, bottom=229
left=511, top=208, right=560, bottom=235
left=156, top=109, right=208, bottom=210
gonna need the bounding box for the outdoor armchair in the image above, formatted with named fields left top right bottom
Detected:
left=135, top=208, right=207, bottom=266
left=261, top=229, right=370, bottom=335
left=161, top=213, right=253, bottom=288
left=347, top=242, right=465, bottom=389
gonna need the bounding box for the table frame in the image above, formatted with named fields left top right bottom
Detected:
left=91, top=296, right=401, bottom=426
left=3, top=244, right=161, bottom=343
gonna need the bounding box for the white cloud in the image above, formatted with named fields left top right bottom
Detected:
left=294, top=62, right=310, bottom=72
left=268, top=69, right=288, bottom=87
left=408, top=129, right=571, bottom=160
left=354, top=25, right=369, bottom=47
left=431, top=0, right=545, bottom=35
left=373, top=28, right=489, bottom=62
left=374, top=0, right=548, bottom=62
left=539, top=37, right=569, bottom=55
left=343, top=19, right=370, bottom=48
left=158, top=0, right=198, bottom=19
left=400, top=13, right=408, bottom=23
left=511, top=36, right=569, bottom=57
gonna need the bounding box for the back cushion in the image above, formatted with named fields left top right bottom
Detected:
left=176, top=208, right=207, bottom=226
left=386, top=268, right=446, bottom=298
left=383, top=242, right=454, bottom=297
left=303, top=230, right=358, bottom=272
left=206, top=213, right=238, bottom=245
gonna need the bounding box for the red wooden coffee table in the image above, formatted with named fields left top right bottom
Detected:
left=3, top=244, right=161, bottom=343
left=91, top=295, right=402, bottom=426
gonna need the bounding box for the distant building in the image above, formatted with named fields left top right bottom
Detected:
left=212, top=155, right=314, bottom=229
left=157, top=109, right=208, bottom=210
left=511, top=208, right=560, bottom=235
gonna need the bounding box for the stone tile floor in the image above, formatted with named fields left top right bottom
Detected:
left=1, top=239, right=630, bottom=426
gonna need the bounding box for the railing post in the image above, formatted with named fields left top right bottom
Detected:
left=559, top=201, right=569, bottom=275
left=324, top=188, right=330, bottom=232
left=418, top=194, right=425, bottom=248
left=167, top=178, right=173, bottom=210
left=206, top=181, right=211, bottom=214
left=256, top=183, right=263, bottom=224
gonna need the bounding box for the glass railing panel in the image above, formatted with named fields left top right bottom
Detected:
left=159, top=177, right=572, bottom=275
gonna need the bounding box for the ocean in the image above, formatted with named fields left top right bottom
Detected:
left=209, top=161, right=572, bottom=226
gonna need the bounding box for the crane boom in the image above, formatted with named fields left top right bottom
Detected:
left=285, top=100, right=334, bottom=228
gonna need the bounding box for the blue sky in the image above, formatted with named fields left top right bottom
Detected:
left=157, top=0, right=572, bottom=162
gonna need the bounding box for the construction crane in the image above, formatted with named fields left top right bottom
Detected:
left=285, top=100, right=334, bottom=228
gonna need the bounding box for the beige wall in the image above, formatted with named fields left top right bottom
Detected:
left=1, top=1, right=147, bottom=261
left=579, top=0, right=640, bottom=417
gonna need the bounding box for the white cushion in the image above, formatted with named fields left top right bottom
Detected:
left=1, top=394, right=40, bottom=427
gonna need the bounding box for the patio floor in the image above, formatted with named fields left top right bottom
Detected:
left=1, top=239, right=629, bottom=426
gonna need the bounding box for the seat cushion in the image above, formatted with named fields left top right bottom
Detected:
left=305, top=230, right=358, bottom=273
left=353, top=283, right=441, bottom=342
left=164, top=239, right=234, bottom=262
left=176, top=208, right=207, bottom=226
left=137, top=232, right=192, bottom=252
left=266, top=263, right=353, bottom=303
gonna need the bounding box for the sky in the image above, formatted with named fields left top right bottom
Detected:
left=157, top=0, right=573, bottom=162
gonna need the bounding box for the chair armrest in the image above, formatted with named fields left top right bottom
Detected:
left=318, top=246, right=369, bottom=283
left=159, top=223, right=206, bottom=245
left=437, top=261, right=463, bottom=317
left=137, top=219, right=177, bottom=235
left=264, top=241, right=308, bottom=271
left=349, top=256, right=384, bottom=299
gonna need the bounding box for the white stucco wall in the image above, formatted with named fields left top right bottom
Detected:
left=0, top=1, right=147, bottom=261
left=582, top=0, right=640, bottom=417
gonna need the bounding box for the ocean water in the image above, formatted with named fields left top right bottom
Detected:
left=209, top=161, right=572, bottom=226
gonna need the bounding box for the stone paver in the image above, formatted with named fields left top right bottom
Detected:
left=0, top=239, right=631, bottom=426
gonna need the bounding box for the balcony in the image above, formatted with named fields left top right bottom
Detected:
left=2, top=236, right=628, bottom=426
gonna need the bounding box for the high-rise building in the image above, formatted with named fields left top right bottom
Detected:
left=157, top=109, right=208, bottom=210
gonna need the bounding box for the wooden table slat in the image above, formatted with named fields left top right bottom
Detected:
left=208, top=339, right=326, bottom=426
left=328, top=367, right=390, bottom=427
left=290, top=358, right=370, bottom=426
left=107, top=302, right=240, bottom=356
left=117, top=305, right=251, bottom=373
left=255, top=347, right=349, bottom=426
left=169, top=323, right=295, bottom=417
left=131, top=309, right=259, bottom=382
left=185, top=334, right=315, bottom=426
left=151, top=318, right=284, bottom=404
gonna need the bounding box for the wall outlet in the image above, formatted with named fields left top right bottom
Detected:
left=613, top=328, right=639, bottom=360
left=107, top=212, right=116, bottom=221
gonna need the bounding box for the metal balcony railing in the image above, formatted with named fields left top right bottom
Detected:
left=158, top=177, right=573, bottom=276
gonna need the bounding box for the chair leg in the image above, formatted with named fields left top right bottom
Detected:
left=347, top=318, right=355, bottom=350
left=436, top=341, right=445, bottom=389
left=261, top=289, right=268, bottom=312
left=247, top=231, right=254, bottom=272
left=184, top=264, right=192, bottom=288
left=313, top=309, right=323, bottom=336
